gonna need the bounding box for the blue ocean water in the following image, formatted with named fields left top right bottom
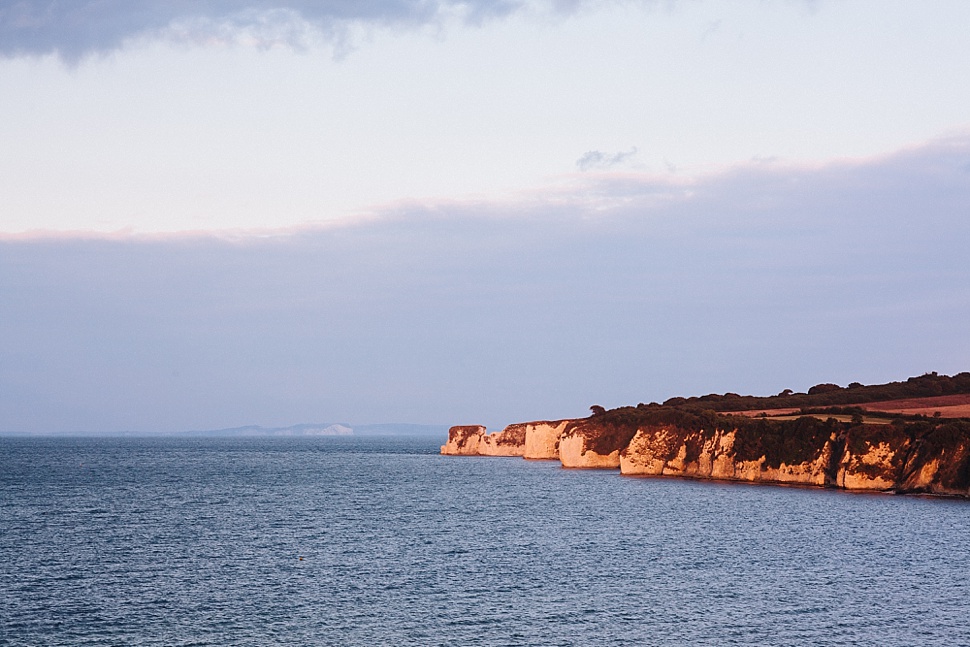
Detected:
left=1, top=435, right=968, bottom=646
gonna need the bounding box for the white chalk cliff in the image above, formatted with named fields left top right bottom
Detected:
left=442, top=413, right=970, bottom=497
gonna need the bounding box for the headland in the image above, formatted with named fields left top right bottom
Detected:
left=442, top=372, right=970, bottom=498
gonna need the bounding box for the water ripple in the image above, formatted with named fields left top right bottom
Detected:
left=2, top=436, right=969, bottom=646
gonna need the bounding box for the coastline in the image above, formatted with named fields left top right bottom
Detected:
left=442, top=412, right=970, bottom=499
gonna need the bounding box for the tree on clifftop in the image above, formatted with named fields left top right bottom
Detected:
left=808, top=383, right=842, bottom=395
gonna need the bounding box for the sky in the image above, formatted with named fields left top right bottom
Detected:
left=1, top=0, right=969, bottom=433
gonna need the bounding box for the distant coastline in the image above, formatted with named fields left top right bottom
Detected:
left=1, top=422, right=449, bottom=438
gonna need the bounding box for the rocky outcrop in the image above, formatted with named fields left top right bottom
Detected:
left=559, top=433, right=620, bottom=468
left=478, top=424, right=527, bottom=456
left=442, top=420, right=574, bottom=458
left=522, top=420, right=572, bottom=460
left=621, top=427, right=741, bottom=479
left=896, top=423, right=970, bottom=496
left=836, top=425, right=910, bottom=490
left=440, top=424, right=527, bottom=457
left=440, top=425, right=488, bottom=455
left=558, top=417, right=636, bottom=468
left=443, top=410, right=970, bottom=498
left=617, top=420, right=837, bottom=486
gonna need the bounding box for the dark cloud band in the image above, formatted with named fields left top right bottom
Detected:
left=0, top=0, right=536, bottom=60
left=2, top=135, right=969, bottom=432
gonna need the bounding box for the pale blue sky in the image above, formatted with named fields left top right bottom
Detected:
left=1, top=1, right=969, bottom=432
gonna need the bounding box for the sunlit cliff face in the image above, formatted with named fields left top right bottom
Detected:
left=443, top=415, right=970, bottom=498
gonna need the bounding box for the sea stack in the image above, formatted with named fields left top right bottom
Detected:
left=441, top=420, right=573, bottom=459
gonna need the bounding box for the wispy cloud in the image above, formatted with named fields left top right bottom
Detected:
left=576, top=147, right=638, bottom=171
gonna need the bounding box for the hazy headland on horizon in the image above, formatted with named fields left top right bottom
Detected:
left=0, top=423, right=449, bottom=438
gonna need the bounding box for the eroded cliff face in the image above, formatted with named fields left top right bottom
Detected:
left=439, top=424, right=527, bottom=457
left=830, top=422, right=970, bottom=496
left=618, top=423, right=835, bottom=486
left=478, top=424, right=527, bottom=457
left=836, top=425, right=910, bottom=490
left=442, top=420, right=574, bottom=459
left=895, top=423, right=970, bottom=496
left=621, top=427, right=740, bottom=479
left=440, top=425, right=487, bottom=455
left=522, top=420, right=572, bottom=460
left=558, top=418, right=636, bottom=468
left=442, top=413, right=970, bottom=498
left=559, top=434, right=621, bottom=468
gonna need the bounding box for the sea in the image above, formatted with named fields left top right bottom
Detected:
left=2, top=435, right=968, bottom=646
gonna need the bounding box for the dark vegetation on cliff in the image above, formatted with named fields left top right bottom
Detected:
left=576, top=407, right=722, bottom=455
left=444, top=372, right=970, bottom=495
left=903, top=420, right=970, bottom=489
left=577, top=406, right=846, bottom=466
left=450, top=425, right=484, bottom=450
left=582, top=385, right=970, bottom=492
left=652, top=371, right=970, bottom=412
left=732, top=416, right=840, bottom=469
left=496, top=424, right=527, bottom=446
